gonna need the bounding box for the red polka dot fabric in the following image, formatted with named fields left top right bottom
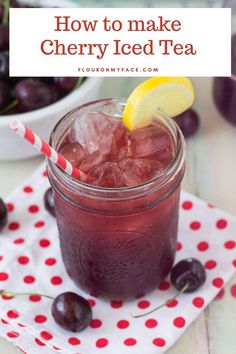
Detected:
left=0, top=164, right=236, bottom=354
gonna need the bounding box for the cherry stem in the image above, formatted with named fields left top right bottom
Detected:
left=132, top=283, right=189, bottom=319
left=0, top=99, right=17, bottom=115
left=0, top=290, right=53, bottom=300
left=3, top=0, right=9, bottom=25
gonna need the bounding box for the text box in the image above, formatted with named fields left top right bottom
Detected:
left=10, top=8, right=231, bottom=77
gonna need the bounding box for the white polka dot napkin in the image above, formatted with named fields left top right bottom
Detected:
left=0, top=163, right=236, bottom=354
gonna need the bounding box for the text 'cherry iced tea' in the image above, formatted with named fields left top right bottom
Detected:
left=47, top=99, right=186, bottom=299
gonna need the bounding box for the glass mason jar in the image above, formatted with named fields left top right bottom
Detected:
left=47, top=99, right=186, bottom=300
left=213, top=0, right=236, bottom=125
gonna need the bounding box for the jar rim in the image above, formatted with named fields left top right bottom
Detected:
left=48, top=98, right=186, bottom=198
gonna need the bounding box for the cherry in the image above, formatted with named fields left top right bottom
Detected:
left=0, top=24, right=9, bottom=50
left=0, top=289, right=92, bottom=333
left=0, top=4, right=3, bottom=25
left=10, top=0, right=21, bottom=7
left=174, top=109, right=200, bottom=138
left=39, top=77, right=54, bottom=84
left=232, top=34, right=236, bottom=75
left=15, top=79, right=53, bottom=112
left=51, top=292, right=92, bottom=332
left=0, top=198, right=7, bottom=231
left=10, top=0, right=32, bottom=8
left=0, top=3, right=85, bottom=115
left=171, top=258, right=206, bottom=293
left=9, top=0, right=34, bottom=8
left=0, top=79, right=11, bottom=110
left=48, top=84, right=61, bottom=103
left=5, top=103, right=20, bottom=115
left=44, top=188, right=55, bottom=217
left=8, top=77, right=26, bottom=86
left=0, top=52, right=9, bottom=78
left=54, top=77, right=78, bottom=93
left=133, top=258, right=206, bottom=318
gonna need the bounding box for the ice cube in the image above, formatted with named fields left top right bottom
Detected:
left=79, top=150, right=106, bottom=173
left=69, top=112, right=115, bottom=155
left=109, top=121, right=129, bottom=161
left=119, top=158, right=164, bottom=187
left=128, top=122, right=175, bottom=166
left=100, top=100, right=124, bottom=118
left=59, top=142, right=85, bottom=168
left=86, top=162, right=124, bottom=188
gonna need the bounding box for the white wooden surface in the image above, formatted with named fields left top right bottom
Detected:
left=0, top=77, right=236, bottom=353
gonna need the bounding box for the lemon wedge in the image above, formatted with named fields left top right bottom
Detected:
left=123, top=77, right=194, bottom=131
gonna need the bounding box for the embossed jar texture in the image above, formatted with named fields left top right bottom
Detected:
left=47, top=99, right=186, bottom=299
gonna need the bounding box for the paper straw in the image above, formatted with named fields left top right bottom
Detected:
left=10, top=119, right=85, bottom=181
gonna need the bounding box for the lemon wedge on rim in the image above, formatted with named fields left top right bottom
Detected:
left=122, top=77, right=194, bottom=131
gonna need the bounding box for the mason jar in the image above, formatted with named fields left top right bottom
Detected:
left=47, top=98, right=186, bottom=299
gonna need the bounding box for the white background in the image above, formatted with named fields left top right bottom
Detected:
left=10, top=8, right=231, bottom=77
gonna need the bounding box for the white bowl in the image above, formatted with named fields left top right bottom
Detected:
left=0, top=0, right=104, bottom=160
left=0, top=77, right=104, bottom=160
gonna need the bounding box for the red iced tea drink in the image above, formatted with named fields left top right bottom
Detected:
left=48, top=99, right=186, bottom=299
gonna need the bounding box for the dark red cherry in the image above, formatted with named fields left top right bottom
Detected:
left=39, top=77, right=54, bottom=84
left=10, top=0, right=21, bottom=7
left=15, top=79, right=53, bottom=112
left=174, top=109, right=200, bottom=138
left=0, top=52, right=9, bottom=79
left=133, top=258, right=207, bottom=319
left=0, top=24, right=9, bottom=50
left=51, top=292, right=92, bottom=332
left=48, top=84, right=61, bottom=103
left=0, top=80, right=11, bottom=110
left=170, top=258, right=206, bottom=293
left=10, top=0, right=31, bottom=8
left=54, top=77, right=78, bottom=93
left=0, top=4, right=3, bottom=23
left=232, top=33, right=236, bottom=75
left=6, top=104, right=20, bottom=115
left=0, top=198, right=8, bottom=231
left=44, top=188, right=55, bottom=217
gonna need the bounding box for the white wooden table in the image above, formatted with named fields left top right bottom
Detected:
left=0, top=77, right=236, bottom=353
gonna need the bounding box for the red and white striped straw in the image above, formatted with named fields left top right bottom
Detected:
left=10, top=119, right=85, bottom=181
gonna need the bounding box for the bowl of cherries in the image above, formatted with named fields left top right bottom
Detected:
left=0, top=0, right=104, bottom=160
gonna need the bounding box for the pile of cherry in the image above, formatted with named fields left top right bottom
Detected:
left=0, top=188, right=206, bottom=333
left=0, top=0, right=83, bottom=115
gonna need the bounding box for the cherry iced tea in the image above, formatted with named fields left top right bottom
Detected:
left=48, top=99, right=186, bottom=299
